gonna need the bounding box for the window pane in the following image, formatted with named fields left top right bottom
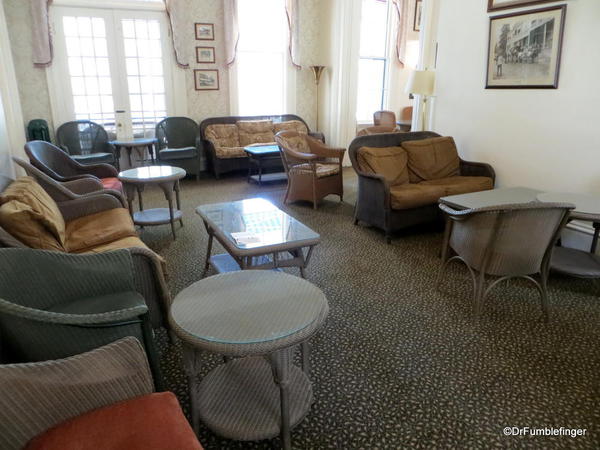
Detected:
left=356, top=59, right=386, bottom=122
left=360, top=0, right=389, bottom=57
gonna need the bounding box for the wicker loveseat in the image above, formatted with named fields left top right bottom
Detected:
left=349, top=132, right=496, bottom=243
left=200, top=114, right=324, bottom=178
left=0, top=175, right=170, bottom=329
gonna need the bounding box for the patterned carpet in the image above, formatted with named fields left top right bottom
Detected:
left=139, top=169, right=600, bottom=449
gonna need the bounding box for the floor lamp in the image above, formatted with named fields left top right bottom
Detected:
left=309, top=65, right=325, bottom=132
left=405, top=70, right=435, bottom=131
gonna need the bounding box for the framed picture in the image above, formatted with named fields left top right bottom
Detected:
left=485, top=5, right=566, bottom=89
left=487, top=0, right=562, bottom=12
left=194, top=69, right=219, bottom=91
left=196, top=46, right=215, bottom=64
left=413, top=0, right=423, bottom=32
left=195, top=23, right=214, bottom=41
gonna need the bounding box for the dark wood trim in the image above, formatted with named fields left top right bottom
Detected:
left=487, top=0, right=564, bottom=12
left=195, top=23, right=214, bottom=41
left=485, top=5, right=567, bottom=89
left=194, top=69, right=219, bottom=91
left=413, top=0, right=422, bottom=32
left=196, top=46, right=216, bottom=64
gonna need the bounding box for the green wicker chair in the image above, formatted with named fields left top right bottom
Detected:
left=0, top=248, right=162, bottom=385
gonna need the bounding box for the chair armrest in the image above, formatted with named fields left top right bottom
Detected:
left=459, top=159, right=496, bottom=183
left=308, top=131, right=325, bottom=143
left=74, top=162, right=118, bottom=178
left=62, top=178, right=104, bottom=195
left=58, top=194, right=124, bottom=222
left=284, top=148, right=320, bottom=161
left=306, top=137, right=345, bottom=159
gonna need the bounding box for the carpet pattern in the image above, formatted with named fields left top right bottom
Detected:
left=139, top=170, right=600, bottom=449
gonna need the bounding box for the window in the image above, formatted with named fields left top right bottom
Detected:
left=49, top=7, right=175, bottom=137
left=235, top=0, right=289, bottom=116
left=356, top=0, right=391, bottom=122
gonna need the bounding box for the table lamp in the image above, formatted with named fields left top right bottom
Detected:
left=405, top=70, right=435, bottom=131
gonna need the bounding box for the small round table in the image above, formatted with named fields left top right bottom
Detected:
left=169, top=271, right=329, bottom=450
left=118, top=165, right=186, bottom=239
left=111, top=138, right=158, bottom=168
left=537, top=192, right=600, bottom=278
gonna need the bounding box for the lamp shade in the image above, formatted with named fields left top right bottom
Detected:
left=405, top=70, right=435, bottom=96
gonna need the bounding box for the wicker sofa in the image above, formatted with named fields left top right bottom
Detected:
left=349, top=132, right=496, bottom=243
left=0, top=175, right=170, bottom=329
left=200, top=114, right=324, bottom=178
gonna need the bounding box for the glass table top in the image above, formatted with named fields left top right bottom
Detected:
left=537, top=192, right=600, bottom=217
left=440, top=187, right=542, bottom=210
left=171, top=271, right=327, bottom=344
left=196, top=197, right=320, bottom=250
left=118, top=165, right=186, bottom=182
left=244, top=145, right=280, bottom=155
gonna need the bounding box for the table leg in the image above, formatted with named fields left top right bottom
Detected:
left=440, top=217, right=453, bottom=261
left=136, top=185, right=144, bottom=212
left=247, top=156, right=252, bottom=183
left=114, top=146, right=122, bottom=171
left=258, top=158, right=263, bottom=186
left=124, top=183, right=136, bottom=217
left=182, top=345, right=200, bottom=435
left=591, top=222, right=600, bottom=254
left=175, top=180, right=183, bottom=227
left=126, top=146, right=133, bottom=167
left=148, top=144, right=155, bottom=164
left=270, top=348, right=292, bottom=450
left=202, top=222, right=214, bottom=277
left=301, top=341, right=310, bottom=375
left=158, top=181, right=177, bottom=239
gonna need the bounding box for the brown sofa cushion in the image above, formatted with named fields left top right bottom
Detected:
left=357, top=146, right=409, bottom=186
left=0, top=176, right=66, bottom=244
left=214, top=146, right=248, bottom=159
left=402, top=137, right=460, bottom=183
left=237, top=120, right=275, bottom=146
left=389, top=184, right=446, bottom=210
left=273, top=120, right=308, bottom=135
left=0, top=200, right=65, bottom=251
left=65, top=208, right=138, bottom=252
left=420, top=176, right=494, bottom=196
left=204, top=124, right=240, bottom=148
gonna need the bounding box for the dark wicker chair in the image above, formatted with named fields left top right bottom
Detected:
left=275, top=130, right=345, bottom=209
left=55, top=120, right=117, bottom=168
left=348, top=132, right=496, bottom=243
left=200, top=114, right=325, bottom=179
left=155, top=117, right=203, bottom=180
left=0, top=248, right=162, bottom=382
left=438, top=202, right=574, bottom=320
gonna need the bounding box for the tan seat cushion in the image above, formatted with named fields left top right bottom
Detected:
left=292, top=163, right=340, bottom=178
left=237, top=120, right=275, bottom=146
left=214, top=146, right=248, bottom=159
left=65, top=208, right=137, bottom=252
left=273, top=120, right=308, bottom=135
left=0, top=176, right=66, bottom=244
left=389, top=183, right=446, bottom=210
left=204, top=124, right=240, bottom=148
left=420, top=176, right=494, bottom=196
left=0, top=200, right=65, bottom=251
left=357, top=146, right=409, bottom=186
left=402, top=137, right=460, bottom=183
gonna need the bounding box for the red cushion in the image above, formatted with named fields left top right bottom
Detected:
left=25, top=392, right=203, bottom=450
left=101, top=177, right=123, bottom=192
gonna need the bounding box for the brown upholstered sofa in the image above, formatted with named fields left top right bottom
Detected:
left=349, top=132, right=495, bottom=243
left=0, top=175, right=170, bottom=329
left=200, top=114, right=324, bottom=178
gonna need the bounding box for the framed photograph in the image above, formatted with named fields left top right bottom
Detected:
left=196, top=46, right=215, bottom=64
left=487, top=0, right=562, bottom=13
left=194, top=69, right=219, bottom=91
left=486, top=5, right=566, bottom=89
left=195, top=23, right=214, bottom=41
left=413, top=0, right=423, bottom=32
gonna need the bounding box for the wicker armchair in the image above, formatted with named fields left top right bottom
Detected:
left=438, top=202, right=574, bottom=320
left=13, top=156, right=125, bottom=205
left=155, top=117, right=203, bottom=180
left=0, top=248, right=162, bottom=382
left=25, top=140, right=123, bottom=192
left=373, top=110, right=396, bottom=128
left=275, top=130, right=345, bottom=209
left=55, top=120, right=117, bottom=168
left=0, top=337, right=202, bottom=450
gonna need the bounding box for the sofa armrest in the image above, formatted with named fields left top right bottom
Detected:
left=357, top=172, right=390, bottom=210
left=460, top=159, right=496, bottom=184
left=130, top=247, right=172, bottom=329
left=308, top=131, right=325, bottom=143
left=58, top=194, right=124, bottom=222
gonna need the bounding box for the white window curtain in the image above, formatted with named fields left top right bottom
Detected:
left=285, top=0, right=300, bottom=69
left=31, top=0, right=53, bottom=67
left=163, top=0, right=189, bottom=68
left=392, top=0, right=408, bottom=67
left=224, top=0, right=239, bottom=66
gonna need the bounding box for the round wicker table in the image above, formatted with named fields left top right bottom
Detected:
left=169, top=271, right=329, bottom=450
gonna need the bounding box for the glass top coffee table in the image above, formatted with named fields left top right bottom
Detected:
left=195, top=197, right=320, bottom=278
left=244, top=144, right=287, bottom=186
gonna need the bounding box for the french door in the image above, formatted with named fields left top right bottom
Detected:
left=48, top=6, right=177, bottom=137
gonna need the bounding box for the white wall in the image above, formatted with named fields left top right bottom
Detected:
left=432, top=0, right=600, bottom=195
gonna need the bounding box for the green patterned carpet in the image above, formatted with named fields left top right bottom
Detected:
left=139, top=169, right=600, bottom=449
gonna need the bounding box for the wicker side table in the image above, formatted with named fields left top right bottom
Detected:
left=169, top=271, right=328, bottom=450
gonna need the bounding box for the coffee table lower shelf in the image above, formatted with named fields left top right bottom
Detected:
left=249, top=172, right=287, bottom=185
left=209, top=254, right=282, bottom=274
left=196, top=356, right=312, bottom=441
left=551, top=246, right=600, bottom=278
left=133, top=208, right=182, bottom=226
